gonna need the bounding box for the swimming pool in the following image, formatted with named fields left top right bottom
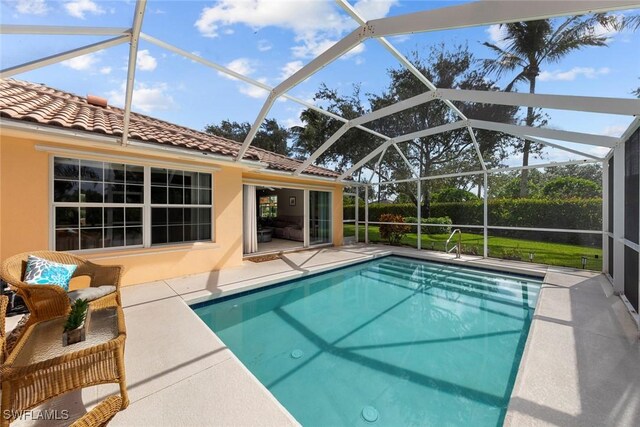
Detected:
left=193, top=256, right=541, bottom=426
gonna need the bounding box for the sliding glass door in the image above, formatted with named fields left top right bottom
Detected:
left=309, top=190, right=331, bottom=245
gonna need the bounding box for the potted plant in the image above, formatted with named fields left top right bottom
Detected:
left=62, top=298, right=89, bottom=346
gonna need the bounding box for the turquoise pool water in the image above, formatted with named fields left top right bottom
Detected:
left=193, top=256, right=541, bottom=426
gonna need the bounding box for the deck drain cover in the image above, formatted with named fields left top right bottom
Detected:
left=290, top=349, right=304, bottom=359
left=361, top=406, right=379, bottom=422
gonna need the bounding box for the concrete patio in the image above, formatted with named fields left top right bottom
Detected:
left=6, top=245, right=640, bottom=426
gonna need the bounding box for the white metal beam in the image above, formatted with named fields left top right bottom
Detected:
left=336, top=1, right=486, bottom=175
left=372, top=158, right=601, bottom=186
left=236, top=93, right=277, bottom=160
left=467, top=126, right=487, bottom=170
left=139, top=33, right=390, bottom=158
left=392, top=143, right=420, bottom=179
left=273, top=28, right=364, bottom=96
left=294, top=123, right=351, bottom=174
left=522, top=135, right=603, bottom=161
left=468, top=119, right=618, bottom=147
left=350, top=91, right=438, bottom=127
left=437, top=88, right=640, bottom=116
left=338, top=120, right=467, bottom=180
left=0, top=25, right=130, bottom=36
left=367, top=1, right=640, bottom=37
left=239, top=28, right=365, bottom=158
left=0, top=35, right=129, bottom=78
left=394, top=120, right=468, bottom=144
left=121, top=0, right=147, bottom=147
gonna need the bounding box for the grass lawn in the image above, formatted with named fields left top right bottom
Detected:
left=343, top=224, right=602, bottom=271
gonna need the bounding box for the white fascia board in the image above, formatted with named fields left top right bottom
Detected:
left=121, top=0, right=147, bottom=147
left=0, top=35, right=129, bottom=78
left=469, top=119, right=618, bottom=147
left=0, top=25, right=130, bottom=36
left=368, top=1, right=640, bottom=37
left=273, top=28, right=364, bottom=96
left=437, top=88, right=640, bottom=116
left=294, top=123, right=351, bottom=175
left=0, top=119, right=265, bottom=169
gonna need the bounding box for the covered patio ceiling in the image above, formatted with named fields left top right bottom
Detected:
left=2, top=0, right=639, bottom=183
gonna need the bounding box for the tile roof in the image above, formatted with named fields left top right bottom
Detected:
left=0, top=79, right=340, bottom=179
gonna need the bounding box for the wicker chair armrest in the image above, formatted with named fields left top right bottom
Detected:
left=16, top=283, right=70, bottom=320
left=70, top=395, right=123, bottom=427
left=86, top=263, right=123, bottom=289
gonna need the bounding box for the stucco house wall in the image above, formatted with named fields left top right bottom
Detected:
left=0, top=129, right=344, bottom=286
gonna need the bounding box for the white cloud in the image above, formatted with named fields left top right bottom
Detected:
left=390, top=34, right=410, bottom=44
left=194, top=0, right=393, bottom=60
left=292, top=37, right=365, bottom=59
left=239, top=78, right=269, bottom=99
left=279, top=60, right=303, bottom=81
left=257, top=39, right=272, bottom=52
left=485, top=24, right=509, bottom=49
left=591, top=14, right=623, bottom=41
left=352, top=0, right=397, bottom=21
left=283, top=113, right=303, bottom=129
left=136, top=50, right=157, bottom=71
left=107, top=81, right=175, bottom=113
left=99, top=66, right=112, bottom=75
left=538, top=67, right=610, bottom=82
left=64, top=0, right=104, bottom=19
left=219, top=58, right=256, bottom=80
left=61, top=52, right=100, bottom=71
left=12, top=0, right=48, bottom=15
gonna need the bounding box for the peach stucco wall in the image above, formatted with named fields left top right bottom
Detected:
left=0, top=132, right=344, bottom=285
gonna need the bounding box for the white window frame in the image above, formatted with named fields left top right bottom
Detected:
left=49, top=154, right=215, bottom=253
left=148, top=166, right=214, bottom=247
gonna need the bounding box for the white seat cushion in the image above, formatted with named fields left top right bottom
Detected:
left=68, top=286, right=116, bottom=303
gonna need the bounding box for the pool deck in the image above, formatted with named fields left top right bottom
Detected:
left=6, top=244, right=639, bottom=426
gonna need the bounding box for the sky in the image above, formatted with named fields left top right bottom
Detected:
left=1, top=0, right=639, bottom=166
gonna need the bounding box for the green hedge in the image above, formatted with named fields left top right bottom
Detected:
left=344, top=198, right=602, bottom=245
left=403, top=216, right=452, bottom=234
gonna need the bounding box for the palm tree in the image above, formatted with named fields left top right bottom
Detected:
left=483, top=15, right=622, bottom=197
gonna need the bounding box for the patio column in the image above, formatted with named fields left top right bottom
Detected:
left=355, top=186, right=359, bottom=243
left=365, top=185, right=369, bottom=244
left=417, top=179, right=421, bottom=250
left=483, top=172, right=488, bottom=258
left=602, top=158, right=609, bottom=275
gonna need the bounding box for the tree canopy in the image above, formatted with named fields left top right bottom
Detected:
left=292, top=45, right=519, bottom=214
left=204, top=118, right=291, bottom=156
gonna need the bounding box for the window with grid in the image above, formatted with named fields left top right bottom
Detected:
left=52, top=157, right=214, bottom=251
left=150, top=168, right=212, bottom=245
left=53, top=157, right=144, bottom=251
left=259, top=195, right=277, bottom=218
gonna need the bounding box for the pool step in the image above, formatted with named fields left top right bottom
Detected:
left=369, top=265, right=537, bottom=309
left=376, top=261, right=540, bottom=297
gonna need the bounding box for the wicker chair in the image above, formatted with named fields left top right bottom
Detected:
left=0, top=251, right=123, bottom=326
left=0, top=295, right=7, bottom=364
left=70, top=395, right=123, bottom=427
